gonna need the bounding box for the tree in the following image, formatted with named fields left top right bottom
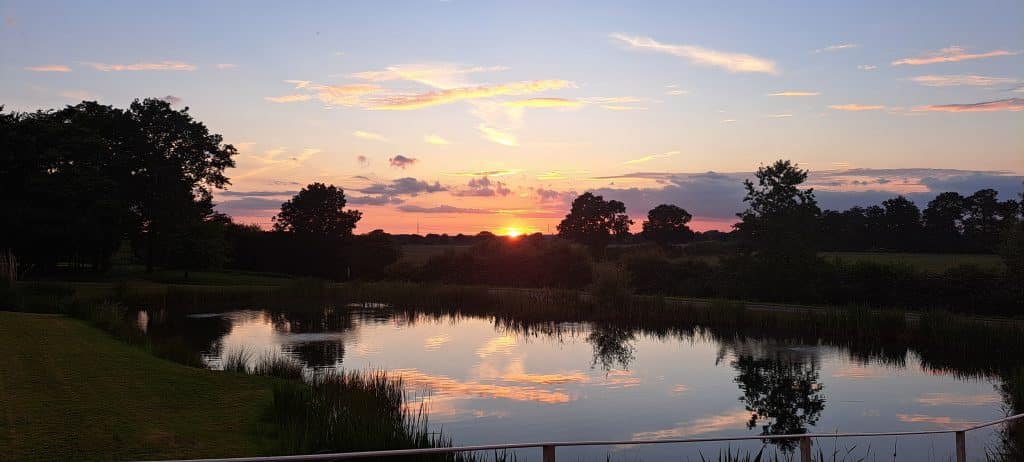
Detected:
left=557, top=192, right=632, bottom=252
left=273, top=183, right=362, bottom=238
left=641, top=204, right=694, bottom=247
left=963, top=189, right=1019, bottom=252
left=735, top=160, right=820, bottom=259
left=923, top=192, right=966, bottom=252
left=880, top=196, right=922, bottom=251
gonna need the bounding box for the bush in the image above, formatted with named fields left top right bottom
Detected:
left=590, top=263, right=633, bottom=308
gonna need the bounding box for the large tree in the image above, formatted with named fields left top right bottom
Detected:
left=273, top=183, right=362, bottom=238
left=735, top=160, right=820, bottom=259
left=557, top=192, right=632, bottom=252
left=880, top=196, right=922, bottom=251
left=923, top=192, right=966, bottom=252
left=641, top=204, right=694, bottom=247
left=963, top=189, right=1020, bottom=252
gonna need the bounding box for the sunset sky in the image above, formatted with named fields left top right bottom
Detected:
left=2, top=1, right=1022, bottom=234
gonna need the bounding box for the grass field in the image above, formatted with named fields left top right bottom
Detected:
left=822, top=251, right=1003, bottom=272
left=0, top=311, right=280, bottom=461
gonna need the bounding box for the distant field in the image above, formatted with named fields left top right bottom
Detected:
left=821, top=252, right=1003, bottom=272
left=399, top=244, right=471, bottom=264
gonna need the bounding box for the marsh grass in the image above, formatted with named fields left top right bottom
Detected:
left=252, top=353, right=305, bottom=380
left=223, top=348, right=254, bottom=373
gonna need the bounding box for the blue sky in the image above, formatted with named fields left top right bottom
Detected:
left=2, top=1, right=1022, bottom=233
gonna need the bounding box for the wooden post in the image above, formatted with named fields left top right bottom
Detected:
left=799, top=436, right=812, bottom=462
left=955, top=431, right=966, bottom=462
left=542, top=444, right=556, bottom=462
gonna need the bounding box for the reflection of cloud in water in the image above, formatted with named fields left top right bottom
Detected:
left=393, top=368, right=571, bottom=404
left=476, top=335, right=517, bottom=358
left=475, top=358, right=589, bottom=385
left=831, top=364, right=889, bottom=379
left=631, top=409, right=751, bottom=439
left=407, top=396, right=511, bottom=421
left=424, top=334, right=451, bottom=350
left=602, top=369, right=641, bottom=389
left=670, top=384, right=689, bottom=395
left=896, top=414, right=980, bottom=429
left=915, top=392, right=1000, bottom=406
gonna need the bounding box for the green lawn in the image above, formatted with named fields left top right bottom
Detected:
left=0, top=311, right=280, bottom=461
left=822, top=251, right=1003, bottom=272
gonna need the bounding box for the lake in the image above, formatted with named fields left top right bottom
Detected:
left=135, top=301, right=1015, bottom=461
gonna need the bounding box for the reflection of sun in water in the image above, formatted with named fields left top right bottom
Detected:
left=504, top=227, right=522, bottom=237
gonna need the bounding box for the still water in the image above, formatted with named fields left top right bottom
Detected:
left=142, top=306, right=1009, bottom=461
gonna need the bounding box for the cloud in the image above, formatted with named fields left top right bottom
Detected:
left=610, top=33, right=778, bottom=74
left=601, top=105, right=646, bottom=111
left=265, top=94, right=312, bottom=103
left=214, top=197, right=283, bottom=215
left=816, top=43, right=859, bottom=53
left=915, top=393, right=1000, bottom=406
left=912, top=98, right=1024, bottom=112
left=768, top=91, right=820, bottom=96
left=424, top=134, right=450, bottom=145
left=358, top=177, right=446, bottom=196
left=767, top=114, right=793, bottom=118
left=624, top=151, right=677, bottom=165
left=388, top=155, right=417, bottom=169
left=631, top=409, right=751, bottom=439
left=25, top=65, right=70, bottom=72
left=353, top=130, right=387, bottom=141
left=503, top=98, right=582, bottom=108
left=447, top=169, right=523, bottom=177
left=829, top=104, right=885, bottom=111
left=909, top=75, right=1019, bottom=87
left=159, top=95, right=182, bottom=105
left=352, top=63, right=508, bottom=88
left=666, top=89, right=689, bottom=96
left=59, top=90, right=98, bottom=101
left=366, top=80, right=574, bottom=110
left=215, top=63, right=236, bottom=70
left=82, top=61, right=196, bottom=71
left=357, top=155, right=369, bottom=167
left=720, top=118, right=737, bottom=123
left=892, top=46, right=1018, bottom=66
left=219, top=190, right=298, bottom=197
left=857, top=64, right=877, bottom=71
left=311, top=83, right=383, bottom=105
left=397, top=205, right=490, bottom=214
left=536, top=188, right=576, bottom=203
left=454, top=176, right=511, bottom=197
left=478, top=124, right=518, bottom=146
left=347, top=195, right=405, bottom=206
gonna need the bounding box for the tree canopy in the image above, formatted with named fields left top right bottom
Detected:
left=641, top=204, right=694, bottom=247
left=272, top=183, right=362, bottom=238
left=736, top=160, right=820, bottom=258
left=557, top=192, right=632, bottom=252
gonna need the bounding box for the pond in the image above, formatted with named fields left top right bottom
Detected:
left=139, top=304, right=1012, bottom=461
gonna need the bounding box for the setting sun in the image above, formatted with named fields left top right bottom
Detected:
left=504, top=227, right=522, bottom=238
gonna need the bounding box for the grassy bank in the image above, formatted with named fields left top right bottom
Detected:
left=0, top=311, right=279, bottom=461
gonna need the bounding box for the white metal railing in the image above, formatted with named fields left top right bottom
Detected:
left=141, top=413, right=1024, bottom=462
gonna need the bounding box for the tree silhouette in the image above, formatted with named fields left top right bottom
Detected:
left=641, top=204, right=695, bottom=248
left=736, top=160, right=820, bottom=259
left=923, top=192, right=966, bottom=252
left=732, top=355, right=825, bottom=451
left=880, top=196, right=922, bottom=251
left=273, top=183, right=362, bottom=238
left=557, top=192, right=632, bottom=253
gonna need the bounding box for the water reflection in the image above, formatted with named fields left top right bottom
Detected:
left=587, top=325, right=635, bottom=372
left=732, top=355, right=825, bottom=449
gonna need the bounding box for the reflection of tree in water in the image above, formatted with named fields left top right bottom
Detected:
left=265, top=306, right=356, bottom=333
left=282, top=340, right=345, bottom=369
left=588, top=325, right=636, bottom=371
left=732, top=353, right=826, bottom=451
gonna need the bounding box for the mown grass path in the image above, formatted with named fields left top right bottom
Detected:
left=0, top=311, right=278, bottom=461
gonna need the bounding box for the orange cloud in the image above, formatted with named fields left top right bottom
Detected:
left=829, top=104, right=885, bottom=111
left=892, top=46, right=1018, bottom=66
left=632, top=409, right=751, bottom=439
left=611, top=33, right=778, bottom=74
left=769, top=91, right=820, bottom=96
left=264, top=94, right=312, bottom=103
left=912, top=98, right=1024, bottom=113
left=367, top=80, right=574, bottom=110
left=352, top=63, right=508, bottom=88
left=25, top=64, right=70, bottom=72
left=909, top=75, right=1019, bottom=87
left=478, top=124, right=519, bottom=146
left=424, top=134, right=450, bottom=145
left=624, top=151, right=677, bottom=165
left=83, top=61, right=196, bottom=71
left=394, top=368, right=571, bottom=404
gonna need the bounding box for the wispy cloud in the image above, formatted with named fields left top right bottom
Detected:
left=424, top=134, right=450, bottom=145
left=829, top=104, right=885, bottom=111
left=815, top=43, right=858, bottom=53
left=397, top=205, right=489, bottom=214
left=353, top=130, right=387, bottom=142
left=313, top=83, right=384, bottom=105
left=666, top=89, right=689, bottom=96
left=602, top=105, right=646, bottom=111
left=908, top=75, right=1019, bottom=87
left=611, top=33, right=778, bottom=74
left=82, top=61, right=196, bottom=71
left=453, top=176, right=511, bottom=197
left=59, top=90, right=98, bottom=101
left=389, top=155, right=417, bottom=169
left=857, top=64, right=877, bottom=71
left=265, top=94, right=312, bottom=103
left=892, top=46, right=1018, bottom=66
left=478, top=124, right=518, bottom=146
left=216, top=63, right=237, bottom=70
left=448, top=169, right=523, bottom=177
left=504, top=98, right=582, bottom=108
left=912, top=97, right=1024, bottom=112
left=720, top=118, right=737, bottom=123
left=767, top=114, right=793, bottom=118
left=352, top=63, right=508, bottom=88
left=25, top=64, right=70, bottom=72
left=367, top=80, right=574, bottom=110
left=769, top=91, right=820, bottom=96
left=624, top=151, right=677, bottom=165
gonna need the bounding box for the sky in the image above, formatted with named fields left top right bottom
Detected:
left=2, top=0, right=1022, bottom=234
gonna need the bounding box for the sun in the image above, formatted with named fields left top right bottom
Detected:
left=504, top=227, right=522, bottom=238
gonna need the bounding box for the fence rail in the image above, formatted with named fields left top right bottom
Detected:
left=141, top=412, right=1023, bottom=462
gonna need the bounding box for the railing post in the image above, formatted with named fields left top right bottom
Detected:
left=542, top=444, right=556, bottom=462
left=799, top=436, right=812, bottom=462
left=955, top=431, right=966, bottom=462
